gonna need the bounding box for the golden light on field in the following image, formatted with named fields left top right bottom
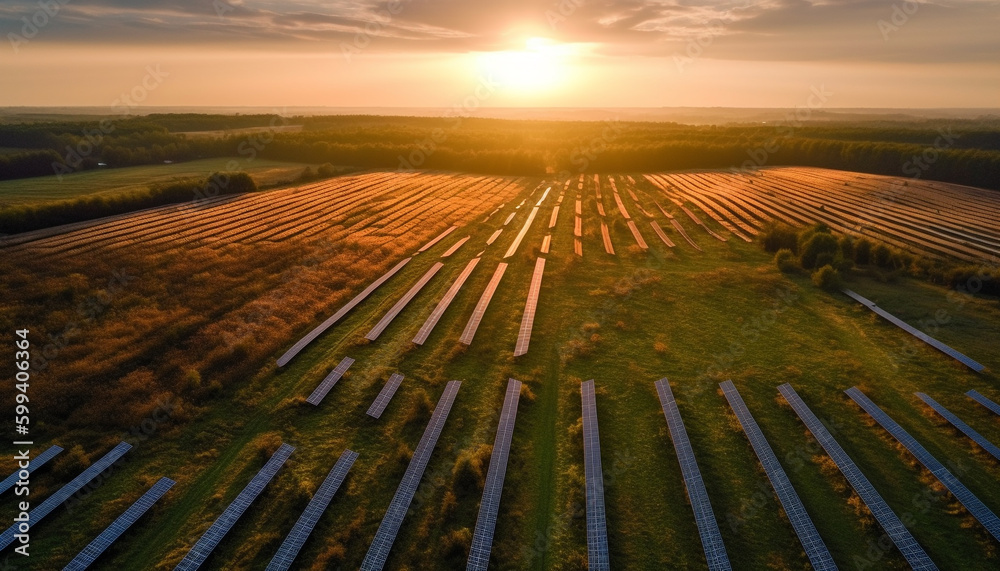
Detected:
left=476, top=38, right=574, bottom=93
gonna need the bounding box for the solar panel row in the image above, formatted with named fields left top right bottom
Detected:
left=574, top=216, right=582, bottom=237
left=0, top=441, right=132, bottom=551
left=549, top=206, right=560, bottom=228
left=513, top=257, right=546, bottom=357
left=842, top=289, right=984, bottom=372
left=366, top=262, right=445, bottom=341
left=581, top=380, right=610, bottom=571
left=669, top=218, right=702, bottom=251
left=441, top=235, right=470, bottom=258
left=413, top=257, right=481, bottom=345
left=487, top=228, right=503, bottom=245
left=503, top=212, right=517, bottom=226
left=0, top=444, right=63, bottom=496
left=649, top=221, right=675, bottom=247
left=540, top=234, right=551, bottom=254
left=654, top=379, right=731, bottom=571
left=266, top=449, right=359, bottom=571
left=535, top=187, right=551, bottom=206
left=719, top=381, right=836, bottom=571
left=626, top=221, right=649, bottom=250
left=574, top=238, right=583, bottom=257
left=916, top=392, right=1000, bottom=463
left=276, top=257, right=411, bottom=366
left=967, top=390, right=1000, bottom=416
left=612, top=192, right=631, bottom=220
left=460, top=262, right=508, bottom=345
left=504, top=206, right=540, bottom=258
left=846, top=387, right=1000, bottom=542
left=777, top=384, right=938, bottom=571
left=64, top=477, right=175, bottom=571
left=600, top=223, right=615, bottom=255
left=367, top=373, right=405, bottom=419
left=174, top=443, right=295, bottom=571
left=417, top=225, right=458, bottom=252
left=467, top=379, right=522, bottom=571
left=306, top=356, right=356, bottom=406
left=361, top=381, right=461, bottom=571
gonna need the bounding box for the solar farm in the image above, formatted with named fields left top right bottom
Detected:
left=2, top=167, right=1000, bottom=569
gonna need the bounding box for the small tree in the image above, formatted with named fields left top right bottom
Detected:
left=854, top=238, right=873, bottom=265
left=774, top=248, right=798, bottom=273
left=812, top=264, right=843, bottom=291
left=800, top=232, right=840, bottom=269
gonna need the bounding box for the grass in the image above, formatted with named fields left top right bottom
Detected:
left=0, top=157, right=315, bottom=209
left=3, top=175, right=999, bottom=570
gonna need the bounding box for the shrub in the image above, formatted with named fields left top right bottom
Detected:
left=800, top=232, right=840, bottom=269
left=854, top=238, right=873, bottom=265
left=838, top=235, right=854, bottom=259
left=774, top=248, right=798, bottom=273
left=873, top=243, right=893, bottom=267
left=812, top=264, right=843, bottom=291
left=759, top=222, right=800, bottom=253
left=797, top=222, right=832, bottom=251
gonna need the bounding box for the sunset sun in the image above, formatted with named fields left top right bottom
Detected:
left=478, top=37, right=572, bottom=92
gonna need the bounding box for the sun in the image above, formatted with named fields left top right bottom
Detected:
left=477, top=37, right=571, bottom=93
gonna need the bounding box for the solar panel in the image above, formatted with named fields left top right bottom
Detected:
left=574, top=216, right=582, bottom=237
left=367, top=373, right=405, bottom=419
left=513, top=257, right=546, bottom=357
left=535, top=187, right=551, bottom=206
left=460, top=262, right=508, bottom=345
left=613, top=192, right=631, bottom=219
left=654, top=379, right=731, bottom=571
left=503, top=212, right=517, bottom=226
left=366, top=262, right=445, bottom=341
left=669, top=219, right=702, bottom=251
left=487, top=228, right=503, bottom=245
left=581, top=380, right=610, bottom=571
left=467, top=379, right=522, bottom=571
left=842, top=289, right=984, bottom=372
left=0, top=444, right=63, bottom=496
left=174, top=443, right=295, bottom=571
left=417, top=226, right=458, bottom=252
left=548, top=206, right=560, bottom=229
left=719, top=381, right=836, bottom=571
left=600, top=223, right=615, bottom=255
left=777, top=384, right=937, bottom=570
left=597, top=202, right=606, bottom=217
left=0, top=442, right=132, bottom=550
left=966, top=390, right=1000, bottom=416
left=266, top=449, right=359, bottom=571
left=441, top=236, right=470, bottom=258
left=277, top=258, right=411, bottom=366
left=574, top=238, right=583, bottom=257
left=362, top=381, right=461, bottom=571
left=63, top=477, right=175, bottom=571
left=846, top=387, right=1000, bottom=542
left=649, top=221, right=675, bottom=247
left=504, top=207, right=540, bottom=258
left=626, top=221, right=648, bottom=250
left=575, top=199, right=582, bottom=215
left=413, top=258, right=481, bottom=345
left=306, top=356, right=355, bottom=406
left=540, top=235, right=551, bottom=254
left=916, top=392, right=1000, bottom=463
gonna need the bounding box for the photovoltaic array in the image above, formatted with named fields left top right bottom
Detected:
left=460, top=262, right=508, bottom=345
left=417, top=225, right=457, bottom=252
left=362, top=380, right=461, bottom=571
left=467, top=378, right=522, bottom=571
left=719, top=381, right=836, bottom=571
left=174, top=443, right=295, bottom=571
left=846, top=387, right=1000, bottom=542
left=306, top=356, right=355, bottom=406
left=0, top=444, right=63, bottom=496
left=63, top=477, right=175, bottom=571
left=367, top=373, right=405, bottom=419
left=842, top=289, right=984, bottom=372
left=967, top=390, right=1000, bottom=416
left=513, top=257, right=546, bottom=357
left=366, top=262, right=444, bottom=340
left=916, top=392, right=1000, bottom=462
left=581, top=380, right=610, bottom=571
left=276, top=257, right=411, bottom=366
left=413, top=257, right=480, bottom=345
left=778, top=384, right=938, bottom=570
left=654, top=379, right=731, bottom=571
left=0, top=441, right=132, bottom=551
left=266, top=449, right=359, bottom=571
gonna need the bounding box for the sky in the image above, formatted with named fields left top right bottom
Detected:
left=1, top=0, right=998, bottom=109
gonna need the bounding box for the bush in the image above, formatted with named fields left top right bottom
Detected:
left=854, top=238, right=873, bottom=264
left=800, top=232, right=840, bottom=269
left=873, top=243, right=893, bottom=267
left=797, top=222, right=832, bottom=252
left=774, top=248, right=798, bottom=273
left=838, top=235, right=854, bottom=259
left=759, top=222, right=800, bottom=253
left=812, top=264, right=843, bottom=291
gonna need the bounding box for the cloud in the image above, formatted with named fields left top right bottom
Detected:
left=0, top=0, right=997, bottom=64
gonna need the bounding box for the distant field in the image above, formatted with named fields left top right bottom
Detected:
left=1, top=168, right=998, bottom=570
left=0, top=157, right=314, bottom=208
left=175, top=125, right=304, bottom=139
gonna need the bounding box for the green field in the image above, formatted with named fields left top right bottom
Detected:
left=4, top=177, right=1000, bottom=570
left=0, top=158, right=314, bottom=208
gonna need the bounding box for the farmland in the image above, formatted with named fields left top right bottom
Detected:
left=1, top=167, right=999, bottom=570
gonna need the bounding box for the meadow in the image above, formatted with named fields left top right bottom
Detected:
left=0, top=169, right=998, bottom=570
